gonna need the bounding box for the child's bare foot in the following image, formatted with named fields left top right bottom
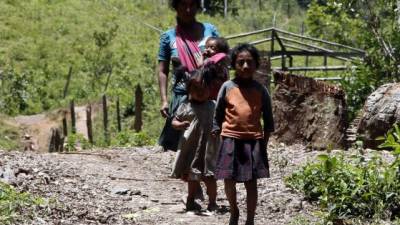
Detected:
left=206, top=202, right=218, bottom=212
left=186, top=199, right=202, bottom=211
left=229, top=212, right=239, bottom=225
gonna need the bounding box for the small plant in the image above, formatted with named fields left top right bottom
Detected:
left=286, top=148, right=400, bottom=223
left=377, top=123, right=400, bottom=155
left=64, top=133, right=91, bottom=151
left=0, top=182, right=44, bottom=224
left=111, top=130, right=154, bottom=147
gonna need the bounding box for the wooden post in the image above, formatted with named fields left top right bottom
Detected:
left=49, top=128, right=55, bottom=153
left=270, top=29, right=275, bottom=57
left=70, top=100, right=76, bottom=134
left=86, top=104, right=94, bottom=144
left=116, top=96, right=122, bottom=132
left=102, top=95, right=110, bottom=145
left=134, top=85, right=143, bottom=132
left=62, top=111, right=68, bottom=137
left=63, top=66, right=73, bottom=99
left=224, top=0, right=228, bottom=18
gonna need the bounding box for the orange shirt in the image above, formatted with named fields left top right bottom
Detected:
left=213, top=79, right=274, bottom=139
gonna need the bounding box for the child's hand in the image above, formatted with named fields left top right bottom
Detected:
left=172, top=120, right=190, bottom=130
left=211, top=130, right=220, bottom=137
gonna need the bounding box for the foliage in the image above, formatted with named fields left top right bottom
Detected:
left=0, top=0, right=308, bottom=147
left=0, top=119, right=20, bottom=151
left=305, top=0, right=400, bottom=120
left=111, top=130, right=155, bottom=147
left=377, top=123, right=400, bottom=155
left=0, top=182, right=44, bottom=224
left=286, top=125, right=400, bottom=223
left=64, top=133, right=91, bottom=151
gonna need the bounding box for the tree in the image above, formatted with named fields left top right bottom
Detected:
left=306, top=0, right=400, bottom=118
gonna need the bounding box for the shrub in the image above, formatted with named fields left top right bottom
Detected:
left=286, top=125, right=400, bottom=223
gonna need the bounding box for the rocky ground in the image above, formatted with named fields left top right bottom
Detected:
left=0, top=141, right=331, bottom=225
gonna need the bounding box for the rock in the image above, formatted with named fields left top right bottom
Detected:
left=357, top=83, right=400, bottom=149
left=110, top=187, right=130, bottom=195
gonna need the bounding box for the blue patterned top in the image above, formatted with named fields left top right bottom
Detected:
left=158, top=23, right=219, bottom=92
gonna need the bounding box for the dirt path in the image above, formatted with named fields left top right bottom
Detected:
left=8, top=105, right=96, bottom=152
left=0, top=142, right=321, bottom=225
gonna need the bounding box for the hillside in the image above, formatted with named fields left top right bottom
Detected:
left=0, top=0, right=307, bottom=146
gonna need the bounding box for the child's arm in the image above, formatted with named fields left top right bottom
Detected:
left=172, top=118, right=190, bottom=130
left=261, top=86, right=275, bottom=143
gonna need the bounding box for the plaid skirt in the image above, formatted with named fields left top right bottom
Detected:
left=215, top=137, right=270, bottom=182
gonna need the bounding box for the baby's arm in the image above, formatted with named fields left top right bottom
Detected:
left=171, top=118, right=190, bottom=130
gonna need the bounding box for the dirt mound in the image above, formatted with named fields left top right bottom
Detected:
left=272, top=71, right=348, bottom=149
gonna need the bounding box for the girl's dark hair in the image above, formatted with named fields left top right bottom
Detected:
left=170, top=0, right=201, bottom=10
left=207, top=37, right=230, bottom=54
left=186, top=69, right=208, bottom=94
left=230, top=43, right=260, bottom=68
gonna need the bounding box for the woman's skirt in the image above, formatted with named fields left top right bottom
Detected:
left=215, top=136, right=270, bottom=182
left=158, top=90, right=186, bottom=151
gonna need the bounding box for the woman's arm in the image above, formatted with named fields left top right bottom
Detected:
left=158, top=61, right=170, bottom=118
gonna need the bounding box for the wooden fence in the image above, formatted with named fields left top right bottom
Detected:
left=49, top=84, right=143, bottom=152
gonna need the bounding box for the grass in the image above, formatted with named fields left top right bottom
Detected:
left=0, top=116, right=21, bottom=151
left=0, top=182, right=45, bottom=224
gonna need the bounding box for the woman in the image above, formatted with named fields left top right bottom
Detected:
left=158, top=0, right=219, bottom=152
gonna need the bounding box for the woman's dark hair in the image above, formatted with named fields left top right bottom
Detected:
left=170, top=0, right=201, bottom=10
left=207, top=37, right=230, bottom=54
left=230, top=43, right=260, bottom=68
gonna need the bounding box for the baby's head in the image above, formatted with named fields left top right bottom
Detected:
left=186, top=69, right=210, bottom=102
left=230, top=43, right=260, bottom=80
left=204, top=37, right=230, bottom=59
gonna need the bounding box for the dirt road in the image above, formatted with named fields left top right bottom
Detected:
left=0, top=142, right=320, bottom=225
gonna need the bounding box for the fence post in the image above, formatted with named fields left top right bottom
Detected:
left=134, top=85, right=143, bottom=132
left=70, top=100, right=76, bottom=134
left=116, top=96, right=122, bottom=132
left=102, top=95, right=110, bottom=145
left=63, top=66, right=73, bottom=99
left=62, top=111, right=68, bottom=137
left=86, top=104, right=94, bottom=145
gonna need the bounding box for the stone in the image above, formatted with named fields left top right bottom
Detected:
left=357, top=83, right=400, bottom=149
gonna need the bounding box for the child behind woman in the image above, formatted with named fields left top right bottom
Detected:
left=170, top=69, right=218, bottom=211
left=212, top=43, right=274, bottom=225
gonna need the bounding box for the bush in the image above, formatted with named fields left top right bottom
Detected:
left=0, top=182, right=44, bottom=224
left=111, top=130, right=154, bottom=147
left=286, top=125, right=400, bottom=223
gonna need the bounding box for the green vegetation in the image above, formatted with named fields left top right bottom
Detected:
left=286, top=124, right=400, bottom=223
left=0, top=182, right=44, bottom=224
left=0, top=117, right=20, bottom=150
left=0, top=0, right=308, bottom=146
left=305, top=0, right=400, bottom=119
